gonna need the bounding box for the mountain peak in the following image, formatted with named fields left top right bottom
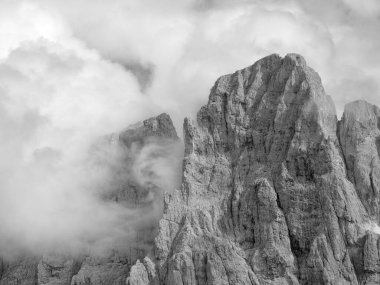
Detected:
left=120, top=112, right=178, bottom=147
left=285, top=53, right=307, bottom=67
left=153, top=54, right=380, bottom=284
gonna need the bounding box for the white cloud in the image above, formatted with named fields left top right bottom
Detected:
left=0, top=0, right=379, bottom=255
left=0, top=1, right=171, bottom=256
left=21, top=0, right=379, bottom=125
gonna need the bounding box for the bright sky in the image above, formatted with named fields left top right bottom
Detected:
left=1, top=0, right=379, bottom=131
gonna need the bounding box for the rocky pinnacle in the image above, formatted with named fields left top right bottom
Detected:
left=130, top=54, right=380, bottom=285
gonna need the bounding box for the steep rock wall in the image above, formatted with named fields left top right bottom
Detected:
left=132, top=54, right=380, bottom=285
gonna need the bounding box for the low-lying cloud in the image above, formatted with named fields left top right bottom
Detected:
left=0, top=2, right=182, bottom=258
left=0, top=129, right=183, bottom=258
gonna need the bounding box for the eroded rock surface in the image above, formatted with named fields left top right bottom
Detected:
left=148, top=54, right=380, bottom=285
left=339, top=101, right=380, bottom=220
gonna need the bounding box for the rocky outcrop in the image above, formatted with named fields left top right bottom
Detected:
left=144, top=54, right=380, bottom=285
left=0, top=256, right=38, bottom=285
left=338, top=101, right=380, bottom=285
left=0, top=113, right=181, bottom=285
left=68, top=113, right=181, bottom=285
left=37, top=254, right=81, bottom=285
left=119, top=113, right=178, bottom=148
left=338, top=101, right=380, bottom=220
left=126, top=257, right=159, bottom=285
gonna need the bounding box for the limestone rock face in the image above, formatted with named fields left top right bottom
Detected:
left=338, top=101, right=380, bottom=285
left=37, top=254, right=81, bottom=285
left=150, top=54, right=379, bottom=285
left=0, top=256, right=38, bottom=285
left=70, top=257, right=128, bottom=285
left=338, top=101, right=380, bottom=220
left=126, top=257, right=158, bottom=285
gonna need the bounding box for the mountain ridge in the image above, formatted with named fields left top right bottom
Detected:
left=131, top=53, right=380, bottom=285
left=1, top=53, right=380, bottom=285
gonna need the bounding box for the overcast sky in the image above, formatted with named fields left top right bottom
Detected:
left=0, top=0, right=379, bottom=254
left=1, top=0, right=380, bottom=132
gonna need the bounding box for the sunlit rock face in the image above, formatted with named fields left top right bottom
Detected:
left=131, top=54, right=380, bottom=285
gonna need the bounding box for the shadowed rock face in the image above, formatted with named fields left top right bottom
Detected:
left=2, top=54, right=380, bottom=285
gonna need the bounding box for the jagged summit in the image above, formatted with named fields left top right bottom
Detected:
left=120, top=113, right=178, bottom=147
left=132, top=54, right=380, bottom=285
left=194, top=52, right=336, bottom=157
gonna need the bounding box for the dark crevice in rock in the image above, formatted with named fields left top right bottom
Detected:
left=222, top=92, right=230, bottom=152
left=370, top=168, right=376, bottom=196
left=289, top=236, right=307, bottom=259
left=375, top=108, right=380, bottom=130
left=192, top=253, right=206, bottom=285
left=376, top=136, right=380, bottom=156
left=69, top=259, right=84, bottom=284
left=336, top=119, right=350, bottom=179
left=207, top=162, right=217, bottom=194
left=272, top=182, right=284, bottom=211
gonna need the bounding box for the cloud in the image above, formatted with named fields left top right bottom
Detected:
left=0, top=0, right=379, bottom=256
left=35, top=0, right=379, bottom=121
left=0, top=1, right=181, bottom=257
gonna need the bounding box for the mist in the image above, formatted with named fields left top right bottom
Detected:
left=0, top=0, right=379, bottom=259
left=0, top=125, right=183, bottom=258
left=0, top=2, right=182, bottom=257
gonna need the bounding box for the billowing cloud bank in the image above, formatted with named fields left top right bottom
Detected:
left=0, top=0, right=379, bottom=256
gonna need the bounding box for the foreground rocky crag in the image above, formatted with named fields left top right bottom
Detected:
left=0, top=113, right=181, bottom=285
left=130, top=54, right=380, bottom=285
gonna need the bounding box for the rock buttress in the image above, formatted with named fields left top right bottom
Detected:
left=339, top=101, right=380, bottom=284
left=152, top=54, right=373, bottom=285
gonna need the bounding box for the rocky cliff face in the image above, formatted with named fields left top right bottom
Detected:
left=130, top=54, right=380, bottom=285
left=1, top=54, right=380, bottom=285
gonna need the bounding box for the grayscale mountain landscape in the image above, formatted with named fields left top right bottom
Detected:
left=1, top=53, right=380, bottom=285
left=0, top=1, right=380, bottom=285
